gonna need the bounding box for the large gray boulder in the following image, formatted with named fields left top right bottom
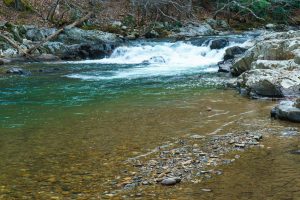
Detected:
left=25, top=27, right=57, bottom=41
left=233, top=30, right=300, bottom=98
left=238, top=67, right=300, bottom=97
left=57, top=28, right=120, bottom=44
left=231, top=30, right=300, bottom=76
left=272, top=100, right=300, bottom=122
left=224, top=46, right=247, bottom=60
left=210, top=38, right=229, bottom=49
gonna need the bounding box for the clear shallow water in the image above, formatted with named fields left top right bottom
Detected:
left=0, top=39, right=300, bottom=199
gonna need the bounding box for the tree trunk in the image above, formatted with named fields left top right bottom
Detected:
left=14, top=0, right=23, bottom=11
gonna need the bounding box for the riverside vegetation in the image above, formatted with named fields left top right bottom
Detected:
left=0, top=0, right=300, bottom=199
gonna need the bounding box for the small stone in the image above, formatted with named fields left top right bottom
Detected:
left=206, top=107, right=212, bottom=111
left=142, top=181, right=149, bottom=185
left=200, top=171, right=210, bottom=174
left=201, top=188, right=212, bottom=192
left=124, top=183, right=137, bottom=190
left=253, top=134, right=263, bottom=141
left=229, top=140, right=235, bottom=144
left=235, top=143, right=245, bottom=148
left=161, top=178, right=180, bottom=186
left=190, top=135, right=205, bottom=139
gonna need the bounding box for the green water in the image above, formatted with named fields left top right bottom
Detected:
left=0, top=60, right=300, bottom=199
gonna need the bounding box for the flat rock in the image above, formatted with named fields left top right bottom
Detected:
left=272, top=100, right=300, bottom=122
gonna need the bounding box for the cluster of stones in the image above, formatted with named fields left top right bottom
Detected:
left=107, top=131, right=263, bottom=196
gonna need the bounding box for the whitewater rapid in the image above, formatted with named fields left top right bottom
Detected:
left=66, top=40, right=244, bottom=80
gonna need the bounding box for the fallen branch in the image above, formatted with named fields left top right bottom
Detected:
left=24, top=11, right=93, bottom=55
left=0, top=32, right=35, bottom=60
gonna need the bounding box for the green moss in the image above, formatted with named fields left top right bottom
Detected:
left=3, top=0, right=33, bottom=11
left=3, top=0, right=14, bottom=6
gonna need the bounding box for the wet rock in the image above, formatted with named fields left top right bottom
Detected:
left=6, top=67, right=27, bottom=75
left=289, top=150, right=300, bottom=155
left=210, top=39, right=229, bottom=50
left=143, top=56, right=166, bottom=64
left=224, top=46, right=247, bottom=60
left=218, top=60, right=232, bottom=73
left=272, top=100, right=300, bottom=122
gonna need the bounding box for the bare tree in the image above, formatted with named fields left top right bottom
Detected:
left=130, top=0, right=194, bottom=25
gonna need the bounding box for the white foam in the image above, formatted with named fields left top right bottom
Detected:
left=65, top=41, right=243, bottom=80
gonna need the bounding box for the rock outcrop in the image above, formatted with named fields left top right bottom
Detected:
left=233, top=30, right=300, bottom=98
left=172, top=22, right=216, bottom=37
left=0, top=22, right=123, bottom=60
left=231, top=30, right=300, bottom=77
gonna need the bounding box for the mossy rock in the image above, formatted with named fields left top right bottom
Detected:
left=3, top=0, right=32, bottom=11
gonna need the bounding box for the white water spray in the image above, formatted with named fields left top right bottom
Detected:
left=66, top=41, right=242, bottom=80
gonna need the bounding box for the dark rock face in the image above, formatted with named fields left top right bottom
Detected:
left=224, top=46, right=247, bottom=60
left=0, top=24, right=123, bottom=60
left=55, top=28, right=121, bottom=59
left=272, top=100, right=300, bottom=122
left=144, top=30, right=160, bottom=39
left=210, top=39, right=229, bottom=50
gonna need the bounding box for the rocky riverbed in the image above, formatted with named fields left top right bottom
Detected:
left=102, top=130, right=266, bottom=198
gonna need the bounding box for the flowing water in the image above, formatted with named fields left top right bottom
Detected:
left=0, top=36, right=300, bottom=199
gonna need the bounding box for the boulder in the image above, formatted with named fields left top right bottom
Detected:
left=174, top=22, right=215, bottom=37
left=224, top=46, right=247, bottom=60
left=231, top=51, right=254, bottom=76
left=57, top=28, right=120, bottom=45
left=231, top=30, right=300, bottom=76
left=210, top=38, right=229, bottom=50
left=206, top=18, right=229, bottom=30
left=272, top=100, right=300, bottom=122
left=144, top=30, right=160, bottom=38
left=25, top=27, right=57, bottom=41
left=238, top=67, right=300, bottom=97
left=294, top=49, right=300, bottom=65
left=265, top=24, right=276, bottom=30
